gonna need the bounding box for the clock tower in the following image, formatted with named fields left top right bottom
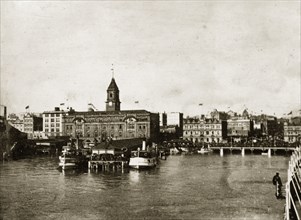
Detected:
left=106, top=77, right=121, bottom=111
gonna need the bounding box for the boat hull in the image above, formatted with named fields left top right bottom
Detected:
left=129, top=157, right=157, bottom=169
left=59, top=156, right=88, bottom=170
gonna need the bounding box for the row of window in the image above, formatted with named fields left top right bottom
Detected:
left=285, top=131, right=301, bottom=135
left=186, top=137, right=221, bottom=143
left=45, top=123, right=60, bottom=128
left=184, top=125, right=221, bottom=129
left=65, top=124, right=147, bottom=131
left=45, top=118, right=60, bottom=122
left=45, top=128, right=60, bottom=132
left=184, top=131, right=221, bottom=136
left=44, top=113, right=60, bottom=117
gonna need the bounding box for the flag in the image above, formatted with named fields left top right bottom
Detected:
left=199, top=103, right=203, bottom=106
left=60, top=103, right=65, bottom=106
left=135, top=101, right=139, bottom=104
left=25, top=105, right=29, bottom=109
left=288, top=111, right=292, bottom=115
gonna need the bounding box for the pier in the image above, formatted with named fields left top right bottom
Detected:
left=285, top=147, right=301, bottom=220
left=88, top=160, right=127, bottom=171
left=210, top=146, right=296, bottom=157
left=88, top=153, right=128, bottom=171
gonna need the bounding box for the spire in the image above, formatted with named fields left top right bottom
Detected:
left=107, top=64, right=119, bottom=91
left=111, top=64, right=114, bottom=79
left=107, top=78, right=119, bottom=91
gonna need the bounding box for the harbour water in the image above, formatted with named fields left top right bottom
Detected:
left=0, top=153, right=289, bottom=220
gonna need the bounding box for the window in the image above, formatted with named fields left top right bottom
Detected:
left=45, top=118, right=49, bottom=122
left=56, top=118, right=60, bottom=122
left=56, top=123, right=60, bottom=127
left=51, top=129, right=54, bottom=132
left=56, top=114, right=59, bottom=117
left=45, top=129, right=49, bottom=132
left=56, top=128, right=60, bottom=132
left=45, top=114, right=49, bottom=117
left=51, top=123, right=54, bottom=127
left=51, top=119, right=54, bottom=122
left=51, top=114, right=54, bottom=117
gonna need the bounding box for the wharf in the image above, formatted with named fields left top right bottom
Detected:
left=210, top=146, right=295, bottom=157
left=88, top=160, right=128, bottom=171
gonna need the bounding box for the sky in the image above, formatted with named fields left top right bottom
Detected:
left=1, top=1, right=300, bottom=117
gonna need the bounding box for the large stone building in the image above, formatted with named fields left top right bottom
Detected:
left=62, top=77, right=159, bottom=142
left=203, top=118, right=227, bottom=143
left=183, top=116, right=227, bottom=144
left=183, top=117, right=203, bottom=143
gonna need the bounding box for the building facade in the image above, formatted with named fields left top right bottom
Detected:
left=227, top=118, right=253, bottom=142
left=183, top=117, right=203, bottom=143
left=61, top=77, right=159, bottom=142
left=183, top=116, right=227, bottom=143
left=284, top=121, right=301, bottom=143
left=63, top=110, right=159, bottom=142
left=203, top=118, right=227, bottom=143
left=42, top=108, right=65, bottom=137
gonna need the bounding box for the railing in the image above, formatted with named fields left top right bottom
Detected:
left=286, top=146, right=301, bottom=220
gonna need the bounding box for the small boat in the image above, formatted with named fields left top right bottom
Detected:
left=58, top=145, right=88, bottom=170
left=197, top=147, right=212, bottom=154
left=129, top=150, right=157, bottom=169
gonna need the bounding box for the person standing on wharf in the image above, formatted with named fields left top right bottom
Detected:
left=272, top=172, right=283, bottom=199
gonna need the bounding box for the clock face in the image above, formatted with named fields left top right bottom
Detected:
left=109, top=101, right=112, bottom=106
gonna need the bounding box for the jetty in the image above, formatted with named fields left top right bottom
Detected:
left=210, top=146, right=296, bottom=157
left=285, top=146, right=301, bottom=220
left=88, top=153, right=127, bottom=171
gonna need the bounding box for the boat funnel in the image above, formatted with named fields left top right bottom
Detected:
left=142, top=141, right=146, bottom=151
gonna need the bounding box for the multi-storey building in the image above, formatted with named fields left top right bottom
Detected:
left=284, top=119, right=301, bottom=143
left=183, top=116, right=227, bottom=143
left=183, top=117, right=203, bottom=143
left=7, top=113, right=24, bottom=132
left=203, top=118, right=227, bottom=143
left=62, top=77, right=160, bottom=142
left=42, top=108, right=65, bottom=137
left=63, top=110, right=159, bottom=142
left=24, top=113, right=43, bottom=139
left=227, top=118, right=253, bottom=142
left=8, top=119, right=24, bottom=132
left=159, top=112, right=167, bottom=126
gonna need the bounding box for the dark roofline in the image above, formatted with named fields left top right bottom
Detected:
left=66, top=109, right=158, bottom=115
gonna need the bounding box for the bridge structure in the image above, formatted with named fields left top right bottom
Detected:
left=210, top=146, right=296, bottom=157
